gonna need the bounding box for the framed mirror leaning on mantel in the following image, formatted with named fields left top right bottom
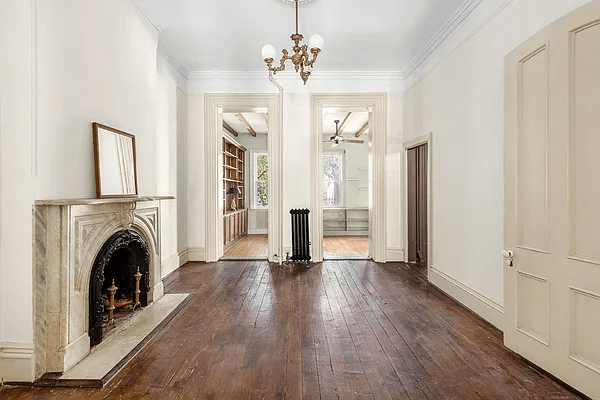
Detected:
left=92, top=122, right=139, bottom=198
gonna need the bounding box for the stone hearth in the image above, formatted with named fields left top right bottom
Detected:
left=34, top=196, right=172, bottom=380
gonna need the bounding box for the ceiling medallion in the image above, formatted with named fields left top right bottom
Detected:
left=261, top=0, right=323, bottom=85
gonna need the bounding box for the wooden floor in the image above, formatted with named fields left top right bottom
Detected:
left=1, top=260, right=583, bottom=399
left=224, top=234, right=268, bottom=257
left=323, top=236, right=369, bottom=258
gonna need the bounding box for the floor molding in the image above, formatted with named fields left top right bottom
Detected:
left=386, top=247, right=405, bottom=262
left=178, top=248, right=189, bottom=266
left=429, top=265, right=504, bottom=330
left=187, top=246, right=206, bottom=262
left=1, top=341, right=35, bottom=383
left=161, top=252, right=180, bottom=279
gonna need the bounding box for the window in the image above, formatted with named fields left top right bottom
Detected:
left=322, top=152, right=343, bottom=207
left=253, top=152, right=268, bottom=208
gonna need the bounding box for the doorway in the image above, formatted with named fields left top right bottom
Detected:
left=221, top=112, right=269, bottom=259
left=310, top=93, right=387, bottom=263
left=204, top=94, right=282, bottom=263
left=407, top=143, right=428, bottom=266
left=321, top=109, right=370, bottom=259
left=403, top=134, right=431, bottom=279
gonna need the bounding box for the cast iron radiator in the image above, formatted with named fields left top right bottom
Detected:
left=290, top=209, right=311, bottom=263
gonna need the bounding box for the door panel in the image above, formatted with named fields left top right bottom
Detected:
left=407, top=147, right=417, bottom=262
left=418, top=144, right=428, bottom=263
left=517, top=46, right=548, bottom=253
left=505, top=2, right=600, bottom=398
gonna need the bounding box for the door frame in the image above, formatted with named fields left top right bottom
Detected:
left=403, top=133, right=432, bottom=278
left=204, top=93, right=282, bottom=262
left=310, top=93, right=387, bottom=262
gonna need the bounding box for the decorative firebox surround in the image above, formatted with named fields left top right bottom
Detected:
left=34, top=196, right=173, bottom=379
left=88, top=229, right=150, bottom=347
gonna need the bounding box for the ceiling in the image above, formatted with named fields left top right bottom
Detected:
left=135, top=0, right=468, bottom=74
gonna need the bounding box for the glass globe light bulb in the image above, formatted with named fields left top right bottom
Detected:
left=261, top=44, right=277, bottom=60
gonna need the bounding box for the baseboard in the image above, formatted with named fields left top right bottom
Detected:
left=161, top=252, right=180, bottom=279
left=386, top=248, right=405, bottom=262
left=187, top=246, right=206, bottom=262
left=248, top=229, right=268, bottom=235
left=178, top=248, right=189, bottom=266
left=429, top=265, right=504, bottom=330
left=1, top=341, right=35, bottom=383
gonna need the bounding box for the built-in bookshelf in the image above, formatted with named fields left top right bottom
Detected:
left=323, top=207, right=369, bottom=236
left=223, top=135, right=248, bottom=247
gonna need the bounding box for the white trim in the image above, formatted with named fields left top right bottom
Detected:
left=402, top=133, right=433, bottom=278
left=430, top=266, right=504, bottom=330
left=161, top=252, right=180, bottom=279
left=187, top=246, right=206, bottom=262
left=311, top=94, right=387, bottom=263
left=178, top=248, right=189, bottom=266
left=131, top=0, right=164, bottom=32
left=157, top=43, right=189, bottom=80
left=188, top=70, right=403, bottom=82
left=248, top=228, right=268, bottom=235
left=385, top=248, right=405, bottom=262
left=0, top=342, right=35, bottom=383
left=403, top=0, right=484, bottom=77
left=403, top=0, right=514, bottom=90
left=204, top=94, right=282, bottom=263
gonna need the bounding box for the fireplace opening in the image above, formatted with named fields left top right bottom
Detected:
left=89, top=230, right=150, bottom=347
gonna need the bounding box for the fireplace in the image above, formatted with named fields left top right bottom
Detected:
left=34, top=197, right=172, bottom=379
left=89, top=230, right=150, bottom=346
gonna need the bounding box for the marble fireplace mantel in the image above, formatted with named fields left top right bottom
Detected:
left=33, top=196, right=174, bottom=379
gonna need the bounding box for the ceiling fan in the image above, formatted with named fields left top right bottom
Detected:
left=326, top=119, right=365, bottom=147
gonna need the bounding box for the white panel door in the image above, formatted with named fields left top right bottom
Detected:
left=504, top=2, right=600, bottom=398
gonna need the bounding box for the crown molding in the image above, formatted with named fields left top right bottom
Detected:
left=131, top=0, right=163, bottom=32
left=157, top=43, right=190, bottom=79
left=403, top=0, right=483, bottom=77
left=186, top=71, right=404, bottom=93
left=187, top=70, right=403, bottom=82
left=403, top=0, right=513, bottom=90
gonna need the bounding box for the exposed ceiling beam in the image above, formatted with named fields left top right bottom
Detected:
left=223, top=121, right=238, bottom=137
left=337, top=112, right=353, bottom=135
left=355, top=121, right=369, bottom=137
left=236, top=113, right=256, bottom=137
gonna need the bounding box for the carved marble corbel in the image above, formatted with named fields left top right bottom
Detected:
left=116, top=202, right=136, bottom=229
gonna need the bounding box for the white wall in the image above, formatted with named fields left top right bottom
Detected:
left=176, top=88, right=188, bottom=255
left=0, top=0, right=181, bottom=381
left=402, top=0, right=594, bottom=327
left=184, top=75, right=404, bottom=261
left=0, top=0, right=35, bottom=355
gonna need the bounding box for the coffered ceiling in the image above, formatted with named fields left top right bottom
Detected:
left=134, top=0, right=471, bottom=75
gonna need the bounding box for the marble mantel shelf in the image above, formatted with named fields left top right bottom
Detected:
left=35, top=195, right=175, bottom=206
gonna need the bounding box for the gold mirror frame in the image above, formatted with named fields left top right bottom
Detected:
left=92, top=122, right=139, bottom=198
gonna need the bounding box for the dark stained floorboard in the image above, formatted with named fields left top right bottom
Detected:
left=0, top=260, right=585, bottom=399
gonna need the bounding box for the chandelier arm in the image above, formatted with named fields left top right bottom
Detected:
left=304, top=48, right=321, bottom=68
left=269, top=49, right=290, bottom=73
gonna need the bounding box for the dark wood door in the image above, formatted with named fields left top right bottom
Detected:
left=407, top=143, right=427, bottom=264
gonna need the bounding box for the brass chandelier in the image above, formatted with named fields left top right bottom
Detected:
left=261, top=0, right=324, bottom=85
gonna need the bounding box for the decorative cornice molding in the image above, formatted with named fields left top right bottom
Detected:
left=403, top=0, right=514, bottom=89
left=158, top=43, right=189, bottom=79
left=132, top=0, right=164, bottom=32
left=187, top=70, right=403, bottom=82
left=403, top=0, right=483, bottom=77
